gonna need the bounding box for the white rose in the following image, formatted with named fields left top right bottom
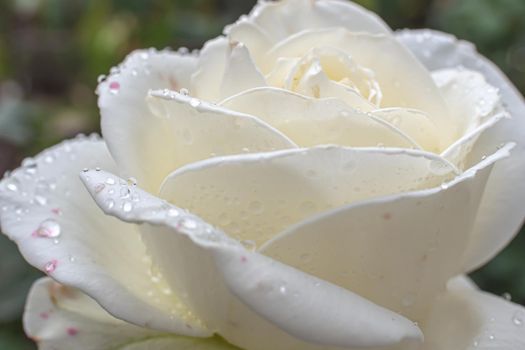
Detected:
left=1, top=0, right=525, bottom=349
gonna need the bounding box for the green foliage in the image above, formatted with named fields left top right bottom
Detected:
left=0, top=1, right=524, bottom=348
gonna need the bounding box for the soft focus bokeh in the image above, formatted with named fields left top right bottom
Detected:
left=0, top=0, right=524, bottom=348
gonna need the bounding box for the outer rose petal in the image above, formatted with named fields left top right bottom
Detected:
left=421, top=277, right=525, bottom=350
left=80, top=169, right=423, bottom=350
left=24, top=278, right=238, bottom=350
left=0, top=137, right=208, bottom=336
left=98, top=48, right=198, bottom=192
left=160, top=146, right=458, bottom=247
left=396, top=29, right=525, bottom=272
left=261, top=144, right=512, bottom=323
left=226, top=0, right=390, bottom=64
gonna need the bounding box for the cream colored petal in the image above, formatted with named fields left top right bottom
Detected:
left=421, top=278, right=525, bottom=350
left=397, top=29, right=525, bottom=272
left=261, top=145, right=511, bottom=324
left=221, top=88, right=422, bottom=149
left=144, top=89, right=296, bottom=172
left=0, top=137, right=207, bottom=335
left=433, top=68, right=503, bottom=134
left=228, top=0, right=390, bottom=48
left=372, top=108, right=442, bottom=153
left=266, top=29, right=455, bottom=144
left=98, top=48, right=198, bottom=192
left=191, top=36, right=229, bottom=102
left=220, top=42, right=266, bottom=100
left=24, top=278, right=235, bottom=350
left=160, top=146, right=458, bottom=247
left=81, top=169, right=422, bottom=350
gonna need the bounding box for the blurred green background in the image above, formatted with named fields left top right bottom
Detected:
left=0, top=0, right=524, bottom=348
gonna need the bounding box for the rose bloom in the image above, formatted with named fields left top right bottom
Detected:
left=1, top=0, right=525, bottom=349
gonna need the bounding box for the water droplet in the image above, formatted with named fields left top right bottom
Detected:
left=127, top=177, right=137, bottom=186
left=122, top=201, right=133, bottom=212
left=140, top=52, right=149, bottom=60
left=105, top=177, right=116, bottom=185
left=241, top=240, right=256, bottom=251
left=502, top=292, right=512, bottom=301
left=279, top=285, right=287, bottom=295
left=440, top=182, right=449, bottom=190
left=35, top=219, right=61, bottom=238
left=5, top=179, right=19, bottom=192
left=488, top=334, right=495, bottom=341
left=82, top=168, right=89, bottom=172
left=97, top=74, right=107, bottom=83
left=180, top=218, right=198, bottom=230
left=44, top=260, right=57, bottom=273
left=167, top=208, right=180, bottom=217
left=35, top=195, right=48, bottom=206
left=189, top=98, right=200, bottom=108
left=95, top=167, right=101, bottom=171
left=512, top=310, right=523, bottom=326
left=180, top=88, right=189, bottom=96
left=69, top=255, right=76, bottom=263
left=131, top=69, right=138, bottom=77
left=109, top=81, right=120, bottom=95
left=105, top=199, right=115, bottom=209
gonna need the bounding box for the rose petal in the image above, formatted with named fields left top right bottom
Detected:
left=0, top=137, right=208, bottom=335
left=98, top=48, right=198, bottom=192
left=144, top=89, right=296, bottom=175
left=220, top=42, right=266, bottom=100
left=396, top=29, right=525, bottom=272
left=80, top=169, right=423, bottom=350
left=24, top=278, right=236, bottom=350
left=191, top=36, right=229, bottom=102
left=421, top=277, right=525, bottom=349
left=226, top=0, right=390, bottom=59
left=221, top=87, right=427, bottom=150
left=261, top=144, right=512, bottom=323
left=159, top=145, right=458, bottom=247
left=264, top=29, right=454, bottom=145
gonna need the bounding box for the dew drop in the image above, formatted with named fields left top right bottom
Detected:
left=488, top=334, right=495, bottom=341
left=127, top=177, right=137, bottom=186
left=35, top=195, right=48, bottom=206
left=105, top=177, right=116, bottom=185
left=512, top=310, right=523, bottom=326
left=105, top=199, right=115, bottom=209
left=279, top=285, right=287, bottom=295
left=44, top=260, right=58, bottom=273
left=109, top=81, right=120, bottom=95
left=35, top=219, right=61, bottom=238
left=167, top=208, right=180, bottom=217
left=180, top=88, right=189, bottom=96
left=5, top=179, right=19, bottom=192
left=189, top=98, right=200, bottom=108
left=502, top=292, right=512, bottom=301
left=180, top=218, right=198, bottom=230
left=82, top=168, right=89, bottom=172
left=97, top=74, right=107, bottom=83
left=122, top=201, right=133, bottom=212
